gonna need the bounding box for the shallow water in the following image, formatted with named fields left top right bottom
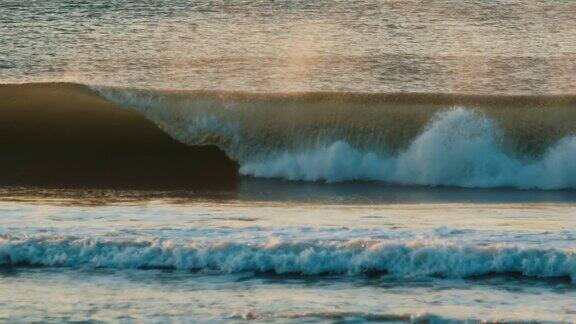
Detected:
left=1, top=182, right=576, bottom=322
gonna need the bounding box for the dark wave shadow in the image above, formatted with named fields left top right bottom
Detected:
left=0, top=82, right=238, bottom=190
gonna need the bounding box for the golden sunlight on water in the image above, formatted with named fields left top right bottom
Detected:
left=2, top=1, right=576, bottom=93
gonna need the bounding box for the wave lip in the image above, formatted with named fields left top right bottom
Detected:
left=1, top=235, right=575, bottom=281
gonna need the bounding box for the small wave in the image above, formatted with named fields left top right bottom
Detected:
left=1, top=235, right=575, bottom=281
left=229, top=310, right=542, bottom=323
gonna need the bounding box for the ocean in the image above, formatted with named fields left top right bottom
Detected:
left=2, top=1, right=576, bottom=323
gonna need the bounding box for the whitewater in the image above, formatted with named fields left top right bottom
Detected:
left=3, top=234, right=576, bottom=280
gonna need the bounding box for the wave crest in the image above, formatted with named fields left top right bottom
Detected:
left=2, top=235, right=575, bottom=281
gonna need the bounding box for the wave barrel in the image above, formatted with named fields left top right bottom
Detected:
left=0, top=83, right=239, bottom=189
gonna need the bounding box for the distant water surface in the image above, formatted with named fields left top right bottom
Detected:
left=2, top=0, right=576, bottom=94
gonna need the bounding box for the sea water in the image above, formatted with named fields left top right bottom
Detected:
left=1, top=184, right=576, bottom=322
left=2, top=1, right=576, bottom=322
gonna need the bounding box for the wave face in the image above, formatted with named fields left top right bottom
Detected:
left=96, top=86, right=576, bottom=189
left=0, top=83, right=238, bottom=189
left=1, top=235, right=575, bottom=281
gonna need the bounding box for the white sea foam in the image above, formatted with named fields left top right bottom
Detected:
left=1, top=235, right=575, bottom=280
left=241, top=109, right=576, bottom=189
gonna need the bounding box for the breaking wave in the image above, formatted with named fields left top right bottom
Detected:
left=1, top=235, right=575, bottom=281
left=240, top=110, right=576, bottom=189
left=96, top=85, right=576, bottom=189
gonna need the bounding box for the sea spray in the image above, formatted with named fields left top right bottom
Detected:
left=241, top=109, right=576, bottom=189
